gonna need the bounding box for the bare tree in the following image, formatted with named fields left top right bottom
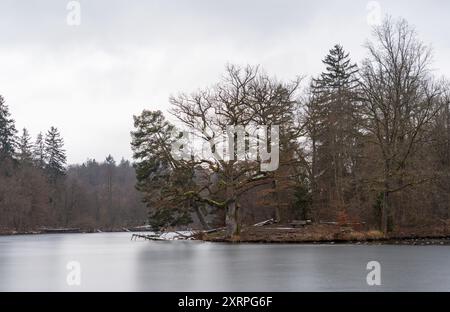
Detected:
left=169, top=65, right=301, bottom=238
left=360, top=17, right=445, bottom=233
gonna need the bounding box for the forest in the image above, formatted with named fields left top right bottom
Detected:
left=131, top=18, right=450, bottom=240
left=0, top=98, right=146, bottom=233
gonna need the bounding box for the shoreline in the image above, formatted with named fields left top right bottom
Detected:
left=201, top=224, right=450, bottom=246
left=0, top=228, right=146, bottom=237
left=2, top=225, right=450, bottom=246
left=205, top=236, right=450, bottom=246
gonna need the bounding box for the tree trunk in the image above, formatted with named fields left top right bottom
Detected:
left=225, top=198, right=240, bottom=240
left=224, top=168, right=240, bottom=240
left=193, top=202, right=210, bottom=230
left=272, top=179, right=281, bottom=222
left=311, top=135, right=318, bottom=221
left=381, top=190, right=389, bottom=235
left=381, top=162, right=392, bottom=235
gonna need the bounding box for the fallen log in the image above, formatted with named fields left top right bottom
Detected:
left=320, top=221, right=339, bottom=225
left=203, top=227, right=226, bottom=234
left=131, top=234, right=162, bottom=241
left=175, top=231, right=196, bottom=238
left=132, top=231, right=197, bottom=241
left=253, top=219, right=276, bottom=227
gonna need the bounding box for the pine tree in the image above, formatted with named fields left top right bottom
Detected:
left=32, top=132, right=46, bottom=168
left=18, top=128, right=33, bottom=163
left=105, top=154, right=116, bottom=166
left=310, top=45, right=361, bottom=217
left=45, top=127, right=67, bottom=182
left=0, top=95, right=18, bottom=159
left=131, top=110, right=175, bottom=192
left=131, top=110, right=190, bottom=229
left=312, top=44, right=359, bottom=93
left=105, top=154, right=116, bottom=224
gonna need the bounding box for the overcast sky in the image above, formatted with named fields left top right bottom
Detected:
left=1, top=0, right=449, bottom=164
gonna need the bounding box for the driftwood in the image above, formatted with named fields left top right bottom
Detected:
left=131, top=231, right=197, bottom=241
left=174, top=231, right=193, bottom=238
left=253, top=219, right=276, bottom=227
left=320, top=221, right=339, bottom=225
left=203, top=227, right=226, bottom=234
left=131, top=234, right=164, bottom=241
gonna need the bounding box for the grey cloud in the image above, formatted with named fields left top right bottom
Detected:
left=0, top=0, right=449, bottom=163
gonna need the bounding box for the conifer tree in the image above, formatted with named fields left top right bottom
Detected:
left=45, top=127, right=67, bottom=182
left=32, top=132, right=46, bottom=168
left=0, top=95, right=18, bottom=159
left=105, top=154, right=116, bottom=224
left=310, top=45, right=361, bottom=217
left=131, top=110, right=175, bottom=193
left=312, top=44, right=359, bottom=93
left=18, top=128, right=33, bottom=163
left=131, top=110, right=193, bottom=229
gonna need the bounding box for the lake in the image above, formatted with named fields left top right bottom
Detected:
left=0, top=232, right=449, bottom=291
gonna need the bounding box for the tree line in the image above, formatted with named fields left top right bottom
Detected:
left=0, top=96, right=146, bottom=232
left=132, top=18, right=450, bottom=238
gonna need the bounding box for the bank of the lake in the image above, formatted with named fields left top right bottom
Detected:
left=0, top=225, right=152, bottom=236
left=202, top=224, right=450, bottom=246
left=2, top=223, right=450, bottom=246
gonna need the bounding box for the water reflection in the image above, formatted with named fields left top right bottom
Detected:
left=0, top=233, right=449, bottom=291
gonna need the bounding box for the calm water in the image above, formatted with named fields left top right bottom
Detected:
left=0, top=232, right=449, bottom=292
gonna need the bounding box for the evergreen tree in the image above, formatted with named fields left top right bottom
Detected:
left=105, top=154, right=116, bottom=166
left=105, top=154, right=116, bottom=224
left=0, top=95, right=18, bottom=159
left=45, top=127, right=67, bottom=182
left=131, top=110, right=191, bottom=229
left=32, top=132, right=46, bottom=168
left=131, top=110, right=175, bottom=193
left=18, top=128, right=33, bottom=163
left=312, top=44, right=359, bottom=93
left=310, top=45, right=361, bottom=217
